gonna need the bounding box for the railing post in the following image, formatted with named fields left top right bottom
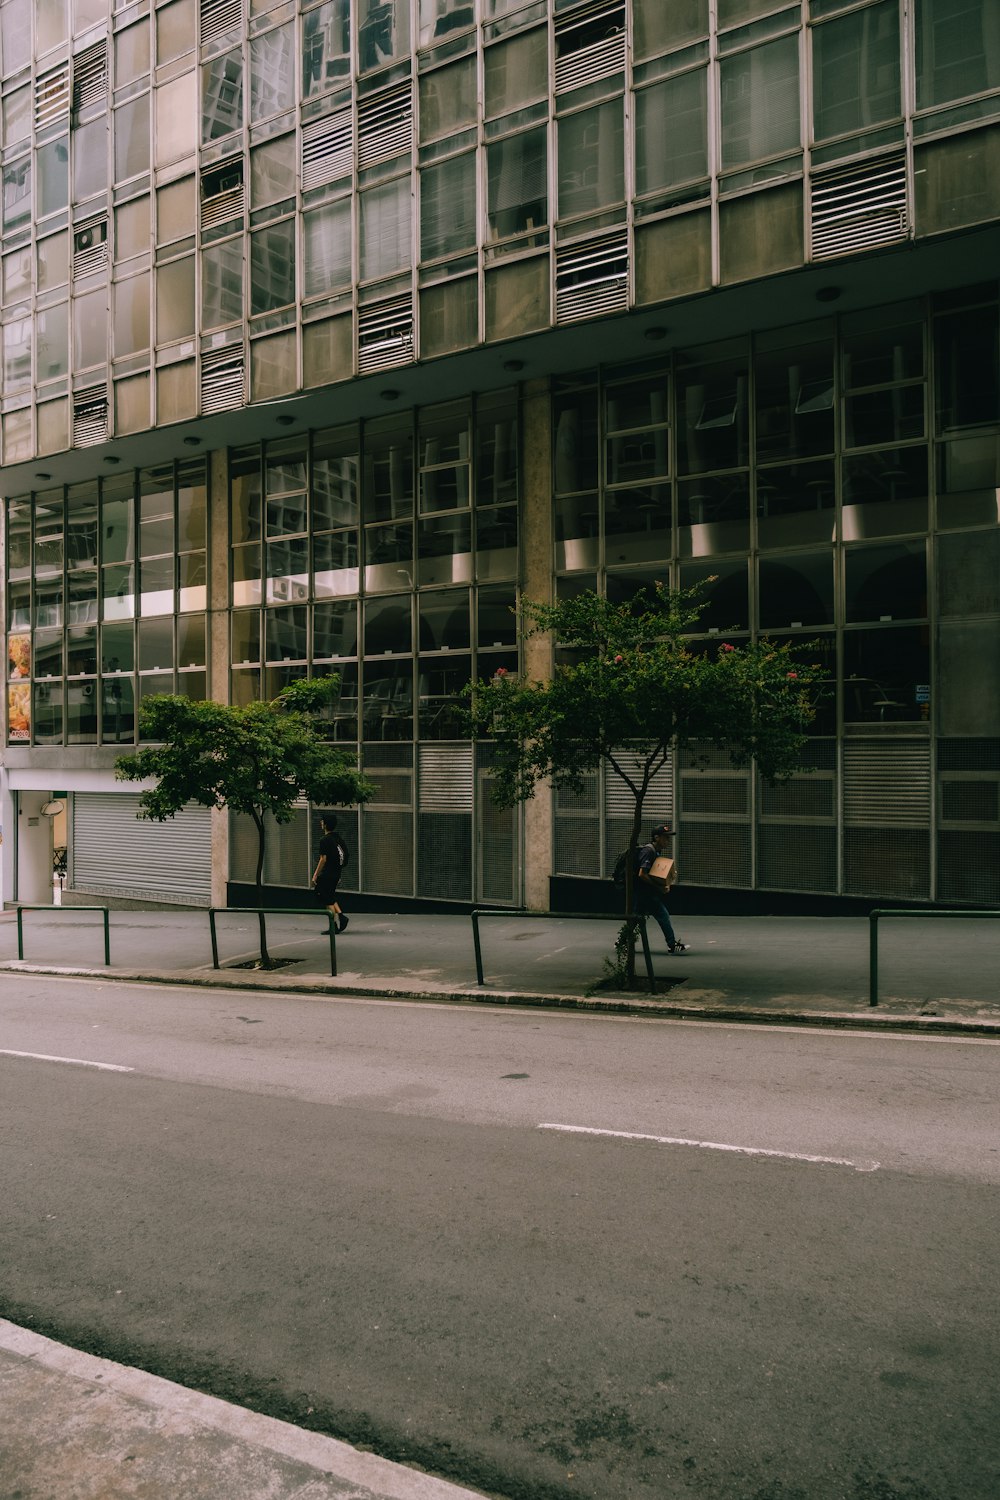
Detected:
left=472, top=911, right=484, bottom=985
left=869, top=911, right=879, bottom=1007
left=638, top=918, right=655, bottom=994
left=102, top=908, right=110, bottom=967
left=328, top=914, right=337, bottom=977
left=16, top=906, right=24, bottom=961
left=209, top=909, right=220, bottom=969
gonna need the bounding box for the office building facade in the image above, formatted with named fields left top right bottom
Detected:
left=2, top=0, right=999, bottom=911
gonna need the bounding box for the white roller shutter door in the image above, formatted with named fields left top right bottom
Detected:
left=72, top=793, right=212, bottom=905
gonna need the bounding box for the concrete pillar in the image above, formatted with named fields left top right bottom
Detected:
left=520, top=379, right=554, bottom=912
left=207, top=448, right=229, bottom=907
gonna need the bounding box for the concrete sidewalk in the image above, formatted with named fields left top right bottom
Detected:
left=0, top=905, right=998, bottom=1033
left=0, top=1320, right=489, bottom=1500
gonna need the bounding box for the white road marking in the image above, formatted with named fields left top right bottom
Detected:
left=0, top=1049, right=133, bottom=1073
left=539, top=1122, right=879, bottom=1172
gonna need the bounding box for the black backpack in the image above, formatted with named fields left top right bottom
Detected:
left=612, top=846, right=639, bottom=888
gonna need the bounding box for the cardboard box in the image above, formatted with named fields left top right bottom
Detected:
left=649, top=855, right=676, bottom=888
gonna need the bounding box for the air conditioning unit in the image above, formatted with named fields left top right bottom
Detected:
left=75, top=227, right=94, bottom=251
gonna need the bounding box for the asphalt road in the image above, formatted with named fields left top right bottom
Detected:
left=2, top=975, right=999, bottom=1500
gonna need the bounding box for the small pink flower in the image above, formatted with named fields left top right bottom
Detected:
left=614, top=654, right=624, bottom=664
left=720, top=643, right=735, bottom=653
left=494, top=666, right=508, bottom=677
left=787, top=671, right=798, bottom=680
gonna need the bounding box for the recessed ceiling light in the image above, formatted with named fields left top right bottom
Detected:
left=275, top=413, right=295, bottom=426
left=35, top=471, right=52, bottom=481
left=816, top=286, right=842, bottom=303
left=182, top=435, right=201, bottom=446
left=380, top=389, right=401, bottom=401
left=503, top=359, right=525, bottom=372
left=644, top=326, right=668, bottom=341
left=103, top=455, right=120, bottom=465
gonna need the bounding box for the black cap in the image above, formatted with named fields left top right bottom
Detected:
left=651, top=824, right=674, bottom=838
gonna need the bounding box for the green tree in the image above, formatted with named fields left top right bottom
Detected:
left=467, top=583, right=823, bottom=985
left=115, top=677, right=374, bottom=968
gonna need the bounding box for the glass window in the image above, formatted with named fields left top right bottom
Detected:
left=937, top=528, right=1000, bottom=617
left=266, top=537, right=309, bottom=605
left=139, top=556, right=174, bottom=617
left=720, top=35, right=800, bottom=170
left=487, top=129, right=547, bottom=241
left=157, top=176, right=196, bottom=244
left=756, top=459, right=835, bottom=549
left=483, top=27, right=547, bottom=117
left=936, top=435, right=1000, bottom=530
left=156, top=257, right=195, bottom=343
left=304, top=199, right=353, bottom=295
left=421, top=154, right=476, bottom=261
left=358, top=0, right=409, bottom=72
left=418, top=654, right=471, bottom=739
left=3, top=155, right=32, bottom=232
left=37, top=232, right=69, bottom=292
left=553, top=388, right=599, bottom=494
left=37, top=138, right=69, bottom=218
left=935, top=305, right=1000, bottom=432
left=251, top=135, right=295, bottom=210
left=37, top=0, right=69, bottom=55
left=116, top=197, right=150, bottom=262
left=178, top=464, right=206, bottom=551
left=3, top=313, right=32, bottom=390
left=680, top=558, right=749, bottom=632
left=812, top=1, right=900, bottom=143
left=419, top=0, right=475, bottom=47
left=758, top=552, right=833, bottom=629
left=365, top=419, right=414, bottom=521
left=115, top=18, right=150, bottom=85
left=156, top=0, right=195, bottom=63
left=3, top=245, right=32, bottom=303
left=558, top=101, right=625, bottom=219
left=360, top=179, right=411, bottom=281
left=102, top=620, right=135, bottom=673
left=66, top=622, right=98, bottom=669
left=139, top=616, right=173, bottom=671
left=477, top=587, right=516, bottom=648
left=313, top=428, right=360, bottom=529
left=314, top=530, right=360, bottom=596
left=419, top=589, right=469, bottom=651
left=73, top=0, right=105, bottom=33
left=676, top=347, right=749, bottom=473
left=842, top=314, right=923, bottom=388
left=250, top=221, right=296, bottom=314
left=73, top=287, right=108, bottom=369
left=633, top=0, right=708, bottom=61
left=420, top=55, right=478, bottom=140
left=635, top=70, right=708, bottom=196
left=0, top=0, right=31, bottom=74
left=250, top=23, right=295, bottom=122
left=66, top=680, right=98, bottom=743
left=845, top=542, right=927, bottom=624
left=73, top=118, right=108, bottom=203
left=362, top=659, right=412, bottom=740
left=231, top=449, right=262, bottom=544
left=302, top=0, right=350, bottom=96
left=314, top=600, right=358, bottom=658
left=605, top=485, right=671, bottom=567
left=139, top=478, right=174, bottom=558
left=156, top=72, right=197, bottom=165
left=102, top=677, right=135, bottom=742
left=1, top=85, right=30, bottom=147
left=418, top=513, right=472, bottom=586
left=365, top=522, right=414, bottom=591
left=115, top=96, right=150, bottom=181
left=202, top=50, right=243, bottom=142
left=202, top=239, right=244, bottom=328
left=477, top=395, right=518, bottom=505
left=915, top=0, right=1000, bottom=110
left=755, top=336, right=835, bottom=462
left=843, top=625, right=929, bottom=723
left=266, top=605, right=308, bottom=661
left=365, top=594, right=412, bottom=655
left=842, top=446, right=928, bottom=538
left=114, top=273, right=150, bottom=358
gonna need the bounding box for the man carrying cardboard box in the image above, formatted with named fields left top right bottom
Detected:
left=635, top=823, right=689, bottom=955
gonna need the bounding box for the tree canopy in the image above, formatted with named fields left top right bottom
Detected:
left=115, top=677, right=373, bottom=965
left=466, top=583, right=824, bottom=983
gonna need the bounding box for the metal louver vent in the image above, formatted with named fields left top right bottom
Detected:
left=36, top=63, right=70, bottom=128
left=201, top=347, right=244, bottom=413
left=200, top=0, right=243, bottom=45
left=73, top=386, right=109, bottom=447
left=605, top=750, right=673, bottom=821
left=555, top=231, right=629, bottom=323
left=200, top=160, right=245, bottom=230
left=554, top=1, right=626, bottom=94
left=302, top=110, right=352, bottom=191
left=72, top=216, right=109, bottom=279
left=419, top=744, right=473, bottom=812
left=357, top=296, right=414, bottom=374
left=73, top=42, right=108, bottom=113
left=357, top=84, right=412, bottom=170
left=843, top=740, right=930, bottom=826
left=810, top=152, right=908, bottom=261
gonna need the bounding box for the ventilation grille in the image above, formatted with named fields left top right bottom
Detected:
left=201, top=0, right=243, bottom=46
left=843, top=739, right=930, bottom=826
left=555, top=231, right=629, bottom=323
left=201, top=346, right=245, bottom=413
left=357, top=84, right=412, bottom=170
left=419, top=743, right=473, bottom=812
left=604, top=750, right=673, bottom=822
left=357, top=296, right=414, bottom=374
left=73, top=41, right=108, bottom=113
left=810, top=151, right=908, bottom=260
left=72, top=215, right=109, bottom=279
left=200, top=160, right=245, bottom=230
left=554, top=1, right=625, bottom=94
left=302, top=110, right=353, bottom=191
left=73, top=385, right=109, bottom=446
left=36, top=63, right=70, bottom=128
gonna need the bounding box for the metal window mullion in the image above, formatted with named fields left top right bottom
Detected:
left=707, top=19, right=721, bottom=290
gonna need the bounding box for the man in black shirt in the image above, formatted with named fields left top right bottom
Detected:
left=312, top=812, right=350, bottom=933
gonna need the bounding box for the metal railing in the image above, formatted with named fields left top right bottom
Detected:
left=208, top=907, right=339, bottom=976
left=472, top=909, right=656, bottom=993
left=16, top=904, right=111, bottom=966
left=869, top=908, right=1000, bottom=1007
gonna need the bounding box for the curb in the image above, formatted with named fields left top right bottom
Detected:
left=0, top=1319, right=488, bottom=1500
left=2, top=960, right=999, bottom=1036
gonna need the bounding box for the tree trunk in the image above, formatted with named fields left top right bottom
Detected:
left=251, top=808, right=272, bottom=968
left=622, top=798, right=645, bottom=984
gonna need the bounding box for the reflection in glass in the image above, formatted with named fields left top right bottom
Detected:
left=202, top=239, right=244, bottom=327
left=139, top=617, right=174, bottom=671
left=304, top=199, right=353, bottom=294
left=314, top=601, right=358, bottom=659
left=66, top=680, right=98, bottom=743
left=102, top=621, right=135, bottom=673
left=33, top=631, right=64, bottom=678
left=358, top=0, right=409, bottom=72
left=477, top=587, right=517, bottom=648
left=756, top=460, right=836, bottom=549
left=103, top=564, right=135, bottom=620
left=313, top=531, right=359, bottom=597
left=635, top=69, right=707, bottom=196
left=936, top=435, right=1000, bottom=530
left=266, top=605, right=308, bottom=662
left=418, top=589, right=469, bottom=652
left=678, top=474, right=750, bottom=557
left=266, top=538, right=309, bottom=605
left=842, top=447, right=928, bottom=540
left=679, top=560, right=749, bottom=632
left=604, top=485, right=671, bottom=568
left=250, top=23, right=295, bottom=122
left=677, top=350, right=749, bottom=474
left=139, top=556, right=174, bottom=616
left=302, top=0, right=350, bottom=96
left=487, top=129, right=547, bottom=242
left=555, top=494, right=599, bottom=573
left=68, top=573, right=99, bottom=625
left=720, top=36, right=799, bottom=171
left=421, top=153, right=476, bottom=261
left=362, top=659, right=412, bottom=740
left=202, top=51, right=243, bottom=142
left=232, top=545, right=262, bottom=607
left=419, top=514, right=473, bottom=588
left=360, top=179, right=411, bottom=281
left=314, top=429, right=360, bottom=529
left=558, top=101, right=625, bottom=219
left=934, top=305, right=1000, bottom=432
left=102, top=677, right=135, bottom=742
left=33, top=682, right=64, bottom=743
left=178, top=552, right=206, bottom=612
left=755, top=339, right=834, bottom=461
left=365, top=594, right=412, bottom=656
left=475, top=506, right=517, bottom=580
left=232, top=611, right=260, bottom=665
left=418, top=654, right=471, bottom=740
left=553, top=390, right=599, bottom=494
left=251, top=221, right=296, bottom=314
left=365, top=422, right=414, bottom=521
left=812, top=1, right=900, bottom=143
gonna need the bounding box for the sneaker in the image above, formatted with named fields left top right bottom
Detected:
left=668, top=941, right=689, bottom=954
left=338, top=915, right=349, bottom=933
